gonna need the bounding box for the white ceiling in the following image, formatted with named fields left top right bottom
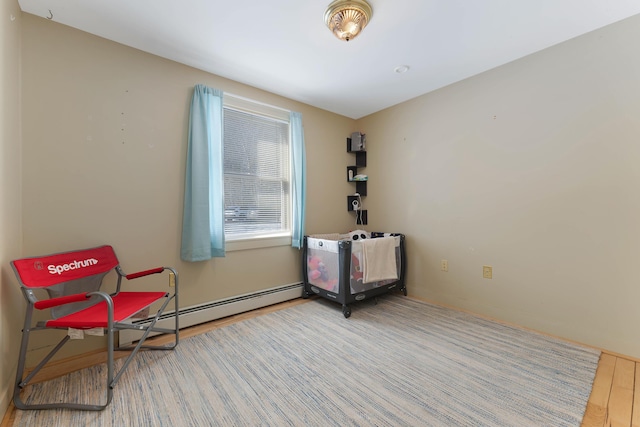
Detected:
left=18, top=0, right=640, bottom=119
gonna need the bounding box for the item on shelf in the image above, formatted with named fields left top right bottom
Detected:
left=349, top=132, right=366, bottom=151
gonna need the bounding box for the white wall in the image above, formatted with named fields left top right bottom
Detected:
left=0, top=0, right=24, bottom=416
left=357, top=14, right=640, bottom=357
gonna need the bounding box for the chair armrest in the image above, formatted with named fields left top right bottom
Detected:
left=34, top=292, right=90, bottom=310
left=116, top=266, right=177, bottom=293
left=125, top=267, right=164, bottom=280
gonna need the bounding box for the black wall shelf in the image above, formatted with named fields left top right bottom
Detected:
left=346, top=135, right=367, bottom=225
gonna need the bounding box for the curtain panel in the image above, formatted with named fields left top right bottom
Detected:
left=181, top=85, right=225, bottom=261
left=290, top=111, right=307, bottom=249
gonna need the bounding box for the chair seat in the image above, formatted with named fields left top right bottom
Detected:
left=46, top=291, right=167, bottom=328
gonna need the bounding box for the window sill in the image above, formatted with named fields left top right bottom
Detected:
left=225, top=234, right=291, bottom=252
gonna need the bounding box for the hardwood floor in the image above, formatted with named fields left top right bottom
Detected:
left=582, top=352, right=640, bottom=427
left=2, top=297, right=638, bottom=426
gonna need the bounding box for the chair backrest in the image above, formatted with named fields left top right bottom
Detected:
left=11, top=245, right=120, bottom=318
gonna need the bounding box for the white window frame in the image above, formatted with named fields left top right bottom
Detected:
left=223, top=94, right=293, bottom=252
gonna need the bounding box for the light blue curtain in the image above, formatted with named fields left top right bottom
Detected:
left=290, top=112, right=306, bottom=249
left=181, top=85, right=225, bottom=261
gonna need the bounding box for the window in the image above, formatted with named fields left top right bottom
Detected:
left=181, top=86, right=304, bottom=261
left=223, top=96, right=291, bottom=244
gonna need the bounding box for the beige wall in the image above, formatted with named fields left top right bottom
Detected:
left=357, top=14, right=640, bottom=358
left=0, top=0, right=23, bottom=415
left=19, top=14, right=356, bottom=364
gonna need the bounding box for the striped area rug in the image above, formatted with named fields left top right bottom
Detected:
left=13, top=295, right=600, bottom=426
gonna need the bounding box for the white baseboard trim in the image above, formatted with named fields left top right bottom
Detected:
left=119, top=282, right=303, bottom=346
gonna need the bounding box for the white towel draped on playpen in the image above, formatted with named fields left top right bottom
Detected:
left=361, top=237, right=399, bottom=283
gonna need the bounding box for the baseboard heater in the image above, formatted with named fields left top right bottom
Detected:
left=119, top=282, right=303, bottom=346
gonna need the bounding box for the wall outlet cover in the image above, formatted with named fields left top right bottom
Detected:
left=483, top=265, right=493, bottom=279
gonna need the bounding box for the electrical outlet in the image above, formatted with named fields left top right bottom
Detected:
left=441, top=259, right=448, bottom=272
left=483, top=265, right=493, bottom=279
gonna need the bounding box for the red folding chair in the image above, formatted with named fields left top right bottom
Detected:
left=11, top=245, right=179, bottom=410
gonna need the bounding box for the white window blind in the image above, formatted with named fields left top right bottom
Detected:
left=223, top=105, right=290, bottom=240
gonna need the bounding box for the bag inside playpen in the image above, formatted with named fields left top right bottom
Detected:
left=306, top=230, right=402, bottom=295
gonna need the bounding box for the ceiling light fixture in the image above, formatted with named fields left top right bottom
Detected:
left=324, top=0, right=373, bottom=42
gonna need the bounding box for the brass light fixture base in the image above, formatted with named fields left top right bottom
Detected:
left=324, top=0, right=373, bottom=42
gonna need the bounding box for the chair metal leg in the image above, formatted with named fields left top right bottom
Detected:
left=13, top=305, right=36, bottom=410
left=14, top=305, right=111, bottom=410
left=111, top=293, right=178, bottom=385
